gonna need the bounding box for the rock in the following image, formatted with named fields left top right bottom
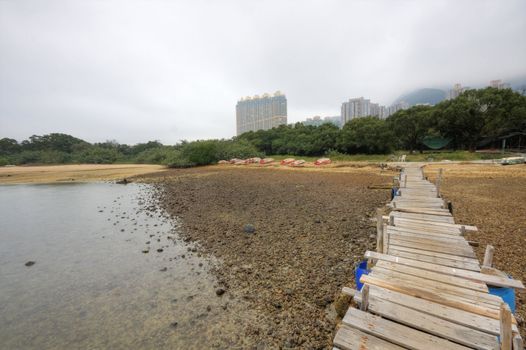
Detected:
left=25, top=261, right=36, bottom=267
left=243, top=224, right=256, bottom=234
left=170, top=321, right=178, bottom=329
left=157, top=248, right=163, bottom=253
left=215, top=288, right=226, bottom=296
left=314, top=219, right=321, bottom=223
left=142, top=249, right=149, bottom=254
left=160, top=267, right=167, bottom=272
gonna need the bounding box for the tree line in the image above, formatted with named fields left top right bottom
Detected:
left=237, top=87, right=526, bottom=155
left=1, top=87, right=525, bottom=167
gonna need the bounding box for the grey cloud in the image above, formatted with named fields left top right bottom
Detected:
left=1, top=0, right=525, bottom=144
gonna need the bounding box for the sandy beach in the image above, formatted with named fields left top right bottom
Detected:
left=0, top=164, right=166, bottom=184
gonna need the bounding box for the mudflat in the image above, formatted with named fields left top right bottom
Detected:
left=142, top=166, right=393, bottom=348
left=0, top=164, right=165, bottom=184
left=425, top=163, right=526, bottom=339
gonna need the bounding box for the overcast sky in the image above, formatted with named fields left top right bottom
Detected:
left=1, top=0, right=525, bottom=144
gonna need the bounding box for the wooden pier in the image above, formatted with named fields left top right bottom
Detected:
left=333, top=164, right=525, bottom=350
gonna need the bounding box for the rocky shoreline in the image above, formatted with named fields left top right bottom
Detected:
left=144, top=166, right=391, bottom=349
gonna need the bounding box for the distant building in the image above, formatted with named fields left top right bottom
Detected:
left=236, top=91, right=287, bottom=135
left=323, top=116, right=342, bottom=128
left=489, top=79, right=511, bottom=89
left=447, top=83, right=468, bottom=100
left=387, top=101, right=409, bottom=116
left=302, top=115, right=341, bottom=128
left=341, top=97, right=371, bottom=125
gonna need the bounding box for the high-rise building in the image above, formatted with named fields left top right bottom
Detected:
left=302, top=115, right=341, bottom=128
left=489, top=79, right=511, bottom=89
left=387, top=101, right=409, bottom=116
left=447, top=83, right=468, bottom=100
left=341, top=97, right=371, bottom=125
left=236, top=91, right=287, bottom=135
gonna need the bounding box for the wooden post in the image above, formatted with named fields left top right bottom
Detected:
left=404, top=174, right=407, bottom=188
left=513, top=334, right=523, bottom=350
left=376, top=209, right=383, bottom=253
left=360, top=285, right=369, bottom=311
left=483, top=245, right=495, bottom=268
left=436, top=168, right=443, bottom=198
left=460, top=225, right=466, bottom=236
left=389, top=214, right=395, bottom=226
left=392, top=201, right=397, bottom=208
left=500, top=303, right=512, bottom=350
left=382, top=223, right=389, bottom=254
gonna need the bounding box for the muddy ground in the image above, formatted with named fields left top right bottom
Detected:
left=141, top=166, right=392, bottom=349
left=425, top=163, right=526, bottom=339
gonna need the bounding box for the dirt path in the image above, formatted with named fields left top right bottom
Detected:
left=0, top=164, right=165, bottom=184
left=142, top=166, right=392, bottom=349
left=425, top=163, right=526, bottom=338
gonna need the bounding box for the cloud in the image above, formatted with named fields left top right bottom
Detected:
left=1, top=0, right=525, bottom=144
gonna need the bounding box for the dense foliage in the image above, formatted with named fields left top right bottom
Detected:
left=0, top=134, right=261, bottom=167
left=1, top=88, right=524, bottom=166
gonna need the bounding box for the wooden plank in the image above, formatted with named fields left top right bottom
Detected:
left=368, top=271, right=501, bottom=311
left=392, top=222, right=463, bottom=236
left=389, top=230, right=471, bottom=246
left=392, top=211, right=455, bottom=224
left=387, top=244, right=480, bottom=264
left=366, top=296, right=499, bottom=349
left=346, top=286, right=500, bottom=335
left=391, top=207, right=452, bottom=216
left=388, top=248, right=481, bottom=271
left=375, top=261, right=488, bottom=292
left=388, top=236, right=473, bottom=255
left=333, top=325, right=405, bottom=350
left=388, top=238, right=477, bottom=258
left=370, top=268, right=502, bottom=306
left=387, top=225, right=462, bottom=238
left=360, top=274, right=501, bottom=319
left=501, top=304, right=512, bottom=350
left=364, top=251, right=525, bottom=290
left=390, top=216, right=478, bottom=231
left=343, top=308, right=471, bottom=350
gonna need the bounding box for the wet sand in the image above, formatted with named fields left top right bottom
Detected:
left=141, top=166, right=394, bottom=348
left=0, top=164, right=165, bottom=184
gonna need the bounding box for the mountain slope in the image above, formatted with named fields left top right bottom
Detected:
left=393, top=88, right=447, bottom=106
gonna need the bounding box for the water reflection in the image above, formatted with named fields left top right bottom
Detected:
left=0, top=183, right=252, bottom=349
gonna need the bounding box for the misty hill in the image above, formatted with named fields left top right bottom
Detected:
left=393, top=88, right=447, bottom=106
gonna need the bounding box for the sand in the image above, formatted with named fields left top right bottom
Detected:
left=0, top=164, right=166, bottom=184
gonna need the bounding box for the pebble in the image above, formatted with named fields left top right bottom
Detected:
left=25, top=261, right=36, bottom=267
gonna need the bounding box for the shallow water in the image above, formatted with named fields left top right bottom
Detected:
left=0, top=183, right=252, bottom=349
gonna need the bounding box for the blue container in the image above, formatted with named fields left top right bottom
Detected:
left=489, top=286, right=516, bottom=314
left=355, top=260, right=370, bottom=291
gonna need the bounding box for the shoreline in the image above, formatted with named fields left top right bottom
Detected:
left=0, top=164, right=166, bottom=184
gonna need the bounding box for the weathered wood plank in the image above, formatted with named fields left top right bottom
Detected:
left=360, top=274, right=502, bottom=319
left=364, top=251, right=525, bottom=290
left=375, top=261, right=488, bottom=292
left=333, top=325, right=405, bottom=350
left=366, top=296, right=499, bottom=349
left=346, top=286, right=500, bottom=335
left=343, top=308, right=471, bottom=350
left=387, top=248, right=481, bottom=271
left=370, top=268, right=502, bottom=306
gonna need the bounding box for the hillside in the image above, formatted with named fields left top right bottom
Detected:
left=393, top=88, right=447, bottom=106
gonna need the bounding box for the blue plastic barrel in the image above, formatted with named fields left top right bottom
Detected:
left=489, top=286, right=516, bottom=314
left=355, top=260, right=370, bottom=290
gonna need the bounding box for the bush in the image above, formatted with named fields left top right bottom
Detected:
left=77, top=147, right=121, bottom=164
left=180, top=139, right=262, bottom=166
